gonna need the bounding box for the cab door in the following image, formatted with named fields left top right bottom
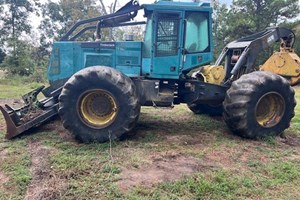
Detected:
left=151, top=12, right=183, bottom=78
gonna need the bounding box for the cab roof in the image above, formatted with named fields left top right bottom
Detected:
left=142, top=0, right=212, bottom=14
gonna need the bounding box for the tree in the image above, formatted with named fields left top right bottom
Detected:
left=99, top=0, right=118, bottom=41
left=38, top=0, right=102, bottom=56
left=212, top=0, right=299, bottom=63
left=226, top=0, right=299, bottom=38
left=1, top=40, right=35, bottom=76
left=0, top=48, right=5, bottom=64
left=0, top=0, right=35, bottom=48
left=212, top=2, right=230, bottom=58
left=280, top=20, right=300, bottom=54
left=0, top=0, right=37, bottom=75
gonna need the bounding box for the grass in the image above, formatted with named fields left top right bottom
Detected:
left=0, top=79, right=299, bottom=199
left=0, top=135, right=31, bottom=200
left=291, top=86, right=300, bottom=134
left=0, top=76, right=46, bottom=99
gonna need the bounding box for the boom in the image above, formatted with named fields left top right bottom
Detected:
left=213, top=27, right=298, bottom=84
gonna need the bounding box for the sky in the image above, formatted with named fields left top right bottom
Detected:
left=219, top=0, right=232, bottom=5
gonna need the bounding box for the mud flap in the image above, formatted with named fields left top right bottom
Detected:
left=0, top=104, right=58, bottom=139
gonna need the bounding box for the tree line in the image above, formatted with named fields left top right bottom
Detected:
left=0, top=0, right=299, bottom=80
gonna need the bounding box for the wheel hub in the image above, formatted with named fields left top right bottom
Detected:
left=78, top=89, right=118, bottom=128
left=89, top=94, right=114, bottom=117
left=255, top=92, right=285, bottom=128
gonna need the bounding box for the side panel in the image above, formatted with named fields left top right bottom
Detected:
left=81, top=42, right=116, bottom=70
left=48, top=42, right=80, bottom=82
left=48, top=41, right=142, bottom=83
left=116, top=42, right=142, bottom=77
left=183, top=52, right=213, bottom=71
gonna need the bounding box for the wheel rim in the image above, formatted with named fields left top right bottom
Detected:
left=78, top=89, right=118, bottom=128
left=255, top=92, right=285, bottom=128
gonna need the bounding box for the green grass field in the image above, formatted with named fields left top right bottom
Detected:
left=0, top=79, right=299, bottom=200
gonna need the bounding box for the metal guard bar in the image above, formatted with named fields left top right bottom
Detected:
left=69, top=21, right=146, bottom=41
left=61, top=0, right=142, bottom=41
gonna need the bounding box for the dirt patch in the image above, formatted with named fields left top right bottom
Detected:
left=117, top=151, right=219, bottom=191
left=0, top=99, right=24, bottom=107
left=165, top=132, right=215, bottom=146
left=0, top=142, right=8, bottom=160
left=41, top=118, right=74, bottom=141
left=0, top=123, right=5, bottom=132
left=278, top=134, right=300, bottom=148
left=0, top=171, right=9, bottom=189
left=0, top=148, right=8, bottom=162
left=24, top=141, right=67, bottom=200
left=204, top=149, right=234, bottom=169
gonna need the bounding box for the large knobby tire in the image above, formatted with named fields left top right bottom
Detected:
left=223, top=71, right=296, bottom=139
left=58, top=66, right=140, bottom=143
left=187, top=102, right=223, bottom=116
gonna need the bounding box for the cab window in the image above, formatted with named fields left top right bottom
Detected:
left=185, top=12, right=210, bottom=53
left=156, top=13, right=180, bottom=57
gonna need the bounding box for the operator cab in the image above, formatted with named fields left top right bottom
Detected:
left=47, top=0, right=213, bottom=84
left=142, top=1, right=213, bottom=79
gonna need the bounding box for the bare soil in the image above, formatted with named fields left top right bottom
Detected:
left=24, top=141, right=67, bottom=200
left=117, top=151, right=219, bottom=191
left=278, top=134, right=300, bottom=148
left=0, top=171, right=9, bottom=190
left=41, top=118, right=75, bottom=141
left=0, top=99, right=24, bottom=107
left=0, top=123, right=5, bottom=132
left=165, top=132, right=216, bottom=146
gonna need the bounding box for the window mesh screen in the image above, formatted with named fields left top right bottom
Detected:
left=156, top=15, right=179, bottom=57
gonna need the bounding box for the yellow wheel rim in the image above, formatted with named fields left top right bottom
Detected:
left=78, top=89, right=118, bottom=128
left=255, top=92, right=285, bottom=128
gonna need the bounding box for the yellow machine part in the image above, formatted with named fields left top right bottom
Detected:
left=260, top=49, right=300, bottom=86
left=199, top=65, right=225, bottom=85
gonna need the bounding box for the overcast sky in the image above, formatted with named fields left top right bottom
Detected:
left=138, top=0, right=232, bottom=5
left=219, top=0, right=232, bottom=5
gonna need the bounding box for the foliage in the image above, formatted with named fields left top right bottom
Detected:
left=0, top=0, right=34, bottom=43
left=280, top=20, right=300, bottom=55
left=212, top=2, right=230, bottom=58
left=212, top=0, right=299, bottom=61
left=0, top=48, right=5, bottom=64
left=0, top=0, right=38, bottom=76
left=39, top=0, right=101, bottom=50
left=227, top=0, right=299, bottom=37
left=0, top=40, right=36, bottom=76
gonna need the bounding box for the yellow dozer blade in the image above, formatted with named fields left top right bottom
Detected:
left=260, top=48, right=300, bottom=86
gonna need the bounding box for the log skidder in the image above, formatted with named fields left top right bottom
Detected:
left=223, top=71, right=296, bottom=139
left=58, top=66, right=140, bottom=143
left=1, top=0, right=298, bottom=144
